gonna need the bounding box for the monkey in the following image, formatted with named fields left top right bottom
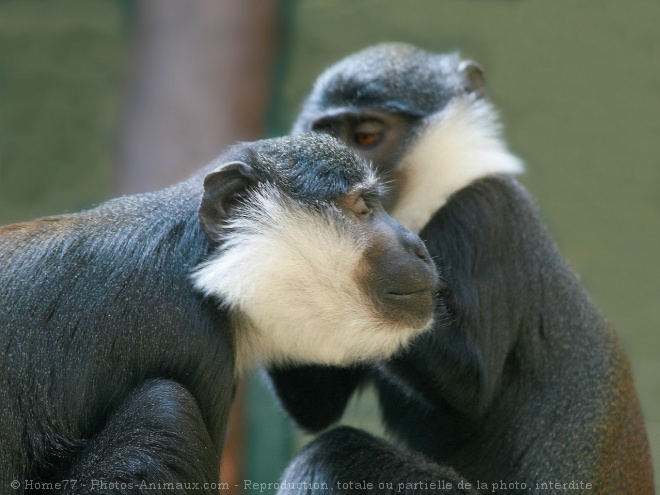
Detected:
left=0, top=133, right=438, bottom=494
left=267, top=44, right=654, bottom=494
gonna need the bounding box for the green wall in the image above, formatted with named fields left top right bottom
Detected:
left=0, top=0, right=126, bottom=224
left=1, top=0, right=658, bottom=492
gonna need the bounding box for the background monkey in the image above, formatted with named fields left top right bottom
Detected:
left=268, top=44, right=653, bottom=494
left=0, top=133, right=437, bottom=493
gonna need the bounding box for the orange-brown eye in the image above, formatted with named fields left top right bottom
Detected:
left=352, top=121, right=385, bottom=148
left=355, top=132, right=378, bottom=147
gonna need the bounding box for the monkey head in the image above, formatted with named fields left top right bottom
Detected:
left=193, top=134, right=438, bottom=373
left=292, top=43, right=523, bottom=233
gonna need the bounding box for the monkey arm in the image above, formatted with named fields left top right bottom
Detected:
left=376, top=176, right=654, bottom=492
left=277, top=426, right=479, bottom=495
left=265, top=365, right=366, bottom=432
left=62, top=379, right=219, bottom=494
left=374, top=176, right=550, bottom=465
left=384, top=177, right=536, bottom=416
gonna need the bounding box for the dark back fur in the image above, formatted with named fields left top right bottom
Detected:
left=0, top=174, right=234, bottom=483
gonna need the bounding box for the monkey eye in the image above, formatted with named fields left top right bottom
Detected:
left=340, top=190, right=376, bottom=219
left=351, top=195, right=372, bottom=218
left=353, top=121, right=385, bottom=148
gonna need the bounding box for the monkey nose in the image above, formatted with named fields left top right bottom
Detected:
left=402, top=229, right=432, bottom=263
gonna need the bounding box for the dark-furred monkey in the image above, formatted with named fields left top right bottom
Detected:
left=1, top=133, right=437, bottom=494
left=269, top=44, right=653, bottom=495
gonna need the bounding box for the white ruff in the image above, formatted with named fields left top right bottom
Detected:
left=192, top=187, right=431, bottom=376
left=391, top=96, right=524, bottom=233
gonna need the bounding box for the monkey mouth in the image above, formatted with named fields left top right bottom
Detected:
left=384, top=287, right=434, bottom=298
left=377, top=287, right=435, bottom=329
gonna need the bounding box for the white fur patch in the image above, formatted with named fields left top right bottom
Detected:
left=192, top=186, right=431, bottom=375
left=391, top=96, right=524, bottom=233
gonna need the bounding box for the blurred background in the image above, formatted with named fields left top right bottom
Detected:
left=1, top=0, right=658, bottom=493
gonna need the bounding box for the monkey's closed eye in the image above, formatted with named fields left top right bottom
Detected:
left=351, top=195, right=372, bottom=218
left=353, top=121, right=385, bottom=148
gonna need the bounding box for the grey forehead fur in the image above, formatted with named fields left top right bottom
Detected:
left=294, top=43, right=466, bottom=132
left=239, top=134, right=376, bottom=203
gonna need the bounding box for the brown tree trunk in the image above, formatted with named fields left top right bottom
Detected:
left=116, top=2, right=280, bottom=493
left=117, top=0, right=280, bottom=194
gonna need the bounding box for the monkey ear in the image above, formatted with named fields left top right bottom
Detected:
left=199, top=161, right=260, bottom=241
left=458, top=60, right=486, bottom=95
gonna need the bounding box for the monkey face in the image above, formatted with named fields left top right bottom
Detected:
left=291, top=44, right=487, bottom=208
left=338, top=190, right=438, bottom=330
left=193, top=134, right=438, bottom=373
